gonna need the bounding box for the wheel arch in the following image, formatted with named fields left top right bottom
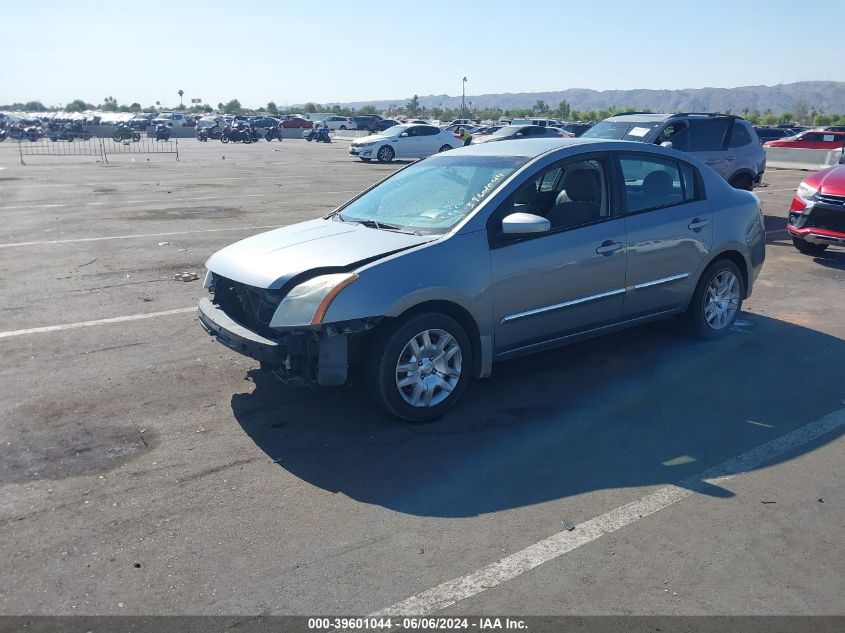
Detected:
left=728, top=169, right=756, bottom=189
left=379, top=300, right=484, bottom=380
left=693, top=247, right=751, bottom=301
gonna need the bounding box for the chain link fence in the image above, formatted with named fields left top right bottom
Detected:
left=16, top=137, right=179, bottom=165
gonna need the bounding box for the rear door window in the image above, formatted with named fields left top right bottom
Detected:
left=620, top=155, right=696, bottom=213
left=688, top=118, right=731, bottom=151
left=728, top=123, right=751, bottom=147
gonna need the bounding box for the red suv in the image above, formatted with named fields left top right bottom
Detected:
left=787, top=156, right=845, bottom=254
left=765, top=129, right=845, bottom=149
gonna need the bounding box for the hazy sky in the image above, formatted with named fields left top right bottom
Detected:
left=2, top=0, right=842, bottom=109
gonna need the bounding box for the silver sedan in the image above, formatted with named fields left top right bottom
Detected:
left=199, top=138, right=766, bottom=421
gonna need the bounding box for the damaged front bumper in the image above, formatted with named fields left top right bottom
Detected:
left=198, top=297, right=366, bottom=387
left=198, top=298, right=282, bottom=366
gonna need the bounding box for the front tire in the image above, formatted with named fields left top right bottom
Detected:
left=377, top=145, right=395, bottom=163
left=221, top=135, right=229, bottom=143
left=682, top=260, right=744, bottom=339
left=132, top=132, right=141, bottom=142
left=792, top=236, right=827, bottom=255
left=367, top=313, right=472, bottom=422
left=438, top=144, right=453, bottom=152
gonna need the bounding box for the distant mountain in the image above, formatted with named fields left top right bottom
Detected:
left=327, top=81, right=845, bottom=114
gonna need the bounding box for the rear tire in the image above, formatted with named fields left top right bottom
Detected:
left=681, top=259, right=744, bottom=339
left=367, top=312, right=472, bottom=422
left=132, top=133, right=141, bottom=142
left=438, top=144, right=452, bottom=152
left=221, top=135, right=229, bottom=143
left=730, top=173, right=754, bottom=191
left=792, top=236, right=828, bottom=255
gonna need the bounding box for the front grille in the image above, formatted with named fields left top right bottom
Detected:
left=816, top=193, right=845, bottom=207
left=210, top=274, right=284, bottom=338
left=809, top=206, right=845, bottom=234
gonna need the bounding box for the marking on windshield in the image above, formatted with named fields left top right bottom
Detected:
left=468, top=171, right=508, bottom=208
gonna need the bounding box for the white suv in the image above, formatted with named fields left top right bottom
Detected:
left=152, top=112, right=188, bottom=127
left=321, top=116, right=355, bottom=131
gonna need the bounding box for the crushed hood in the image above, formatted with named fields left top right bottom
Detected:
left=205, top=218, right=434, bottom=289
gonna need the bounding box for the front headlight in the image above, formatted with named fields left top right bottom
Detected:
left=795, top=182, right=818, bottom=201
left=270, top=273, right=359, bottom=329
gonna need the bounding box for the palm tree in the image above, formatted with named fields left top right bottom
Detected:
left=178, top=90, right=184, bottom=108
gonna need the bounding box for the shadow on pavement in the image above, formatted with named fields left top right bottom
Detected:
left=231, top=313, right=844, bottom=517
left=812, top=249, right=845, bottom=271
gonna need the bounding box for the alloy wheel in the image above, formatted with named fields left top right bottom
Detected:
left=704, top=270, right=740, bottom=330
left=395, top=329, right=462, bottom=408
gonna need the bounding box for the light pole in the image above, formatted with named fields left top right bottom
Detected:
left=461, top=77, right=467, bottom=118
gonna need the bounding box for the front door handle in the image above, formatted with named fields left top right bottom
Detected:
left=596, top=240, right=624, bottom=256
left=705, top=159, right=721, bottom=164
left=688, top=218, right=711, bottom=231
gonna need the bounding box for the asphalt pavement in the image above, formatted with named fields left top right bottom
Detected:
left=0, top=138, right=842, bottom=617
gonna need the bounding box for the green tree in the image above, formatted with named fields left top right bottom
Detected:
left=267, top=101, right=278, bottom=115
left=555, top=99, right=571, bottom=120
left=64, top=99, right=93, bottom=112
left=102, top=96, right=118, bottom=111
left=534, top=99, right=549, bottom=113
left=129, top=102, right=141, bottom=111
left=177, top=89, right=184, bottom=108
left=406, top=94, right=421, bottom=117
left=303, top=102, right=321, bottom=113
left=221, top=99, right=242, bottom=114
left=813, top=113, right=834, bottom=126
left=761, top=112, right=779, bottom=125
left=793, top=100, right=810, bottom=126
left=778, top=111, right=793, bottom=124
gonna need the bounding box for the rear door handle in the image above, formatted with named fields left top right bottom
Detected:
left=688, top=218, right=711, bottom=231
left=705, top=159, right=721, bottom=164
left=596, top=240, right=624, bottom=256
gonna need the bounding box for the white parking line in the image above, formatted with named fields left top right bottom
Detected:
left=372, top=406, right=845, bottom=616
left=0, top=189, right=359, bottom=211
left=0, top=225, right=282, bottom=248
left=0, top=307, right=195, bottom=339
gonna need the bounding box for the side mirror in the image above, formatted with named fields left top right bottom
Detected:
left=660, top=141, right=673, bottom=148
left=502, top=212, right=551, bottom=235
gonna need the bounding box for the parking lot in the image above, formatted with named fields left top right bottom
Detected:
left=1, top=139, right=843, bottom=617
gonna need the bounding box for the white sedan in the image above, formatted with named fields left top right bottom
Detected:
left=348, top=124, right=460, bottom=163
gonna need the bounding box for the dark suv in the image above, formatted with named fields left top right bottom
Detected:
left=351, top=115, right=384, bottom=132
left=583, top=113, right=766, bottom=190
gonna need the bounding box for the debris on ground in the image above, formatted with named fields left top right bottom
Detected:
left=761, top=500, right=777, bottom=504
left=158, top=242, right=172, bottom=246
left=562, top=520, right=576, bottom=531
left=173, top=272, right=200, bottom=282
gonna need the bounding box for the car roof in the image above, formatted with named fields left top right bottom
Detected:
left=439, top=137, right=707, bottom=160
left=443, top=137, right=603, bottom=157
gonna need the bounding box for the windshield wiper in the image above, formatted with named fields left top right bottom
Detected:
left=351, top=218, right=420, bottom=235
